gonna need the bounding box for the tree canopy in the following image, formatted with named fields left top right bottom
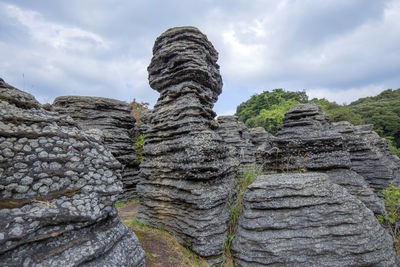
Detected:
left=235, top=88, right=400, bottom=157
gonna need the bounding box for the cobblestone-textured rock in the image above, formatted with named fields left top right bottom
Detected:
left=137, top=26, right=235, bottom=265
left=231, top=172, right=399, bottom=266
left=0, top=79, right=145, bottom=266
left=51, top=96, right=140, bottom=200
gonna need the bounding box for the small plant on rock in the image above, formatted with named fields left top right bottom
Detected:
left=378, top=185, right=400, bottom=255
left=222, top=164, right=263, bottom=266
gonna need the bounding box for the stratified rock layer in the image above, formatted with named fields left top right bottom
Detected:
left=137, top=27, right=235, bottom=264
left=258, top=103, right=386, bottom=215
left=52, top=96, right=140, bottom=200
left=232, top=172, right=398, bottom=266
left=332, top=121, right=400, bottom=191
left=216, top=116, right=255, bottom=166
left=0, top=79, right=145, bottom=266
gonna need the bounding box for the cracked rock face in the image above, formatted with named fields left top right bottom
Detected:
left=0, top=79, right=145, bottom=266
left=137, top=26, right=235, bottom=265
left=232, top=172, right=399, bottom=267
left=51, top=96, right=140, bottom=200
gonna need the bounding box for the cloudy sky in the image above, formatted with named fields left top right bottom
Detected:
left=1, top=0, right=399, bottom=115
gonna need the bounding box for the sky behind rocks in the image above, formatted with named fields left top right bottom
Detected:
left=1, top=0, right=399, bottom=115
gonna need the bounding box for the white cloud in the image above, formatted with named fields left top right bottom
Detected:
left=4, top=3, right=109, bottom=51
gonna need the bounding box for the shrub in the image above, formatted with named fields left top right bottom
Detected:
left=378, top=185, right=400, bottom=254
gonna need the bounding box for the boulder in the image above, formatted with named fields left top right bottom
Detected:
left=0, top=79, right=145, bottom=266
left=231, top=172, right=398, bottom=266
left=52, top=96, right=140, bottom=200
left=137, top=26, right=235, bottom=265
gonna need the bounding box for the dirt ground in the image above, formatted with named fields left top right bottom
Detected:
left=117, top=200, right=209, bottom=267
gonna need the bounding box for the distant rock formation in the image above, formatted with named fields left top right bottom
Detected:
left=257, top=103, right=386, bottom=215
left=0, top=79, right=145, bottom=266
left=232, top=172, right=399, bottom=266
left=216, top=116, right=255, bottom=166
left=137, top=26, right=235, bottom=264
left=51, top=96, right=140, bottom=200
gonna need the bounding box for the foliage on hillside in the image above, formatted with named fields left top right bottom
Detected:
left=235, top=88, right=400, bottom=157
left=236, top=89, right=308, bottom=134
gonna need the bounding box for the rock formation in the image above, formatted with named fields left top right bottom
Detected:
left=0, top=78, right=145, bottom=266
left=231, top=172, right=399, bottom=266
left=216, top=116, right=255, bottom=166
left=258, top=103, right=386, bottom=215
left=331, top=121, right=400, bottom=192
left=137, top=26, right=235, bottom=264
left=51, top=96, right=140, bottom=200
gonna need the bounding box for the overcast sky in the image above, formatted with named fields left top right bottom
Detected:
left=1, top=0, right=399, bottom=115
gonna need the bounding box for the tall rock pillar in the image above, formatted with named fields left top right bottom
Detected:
left=137, top=27, right=235, bottom=264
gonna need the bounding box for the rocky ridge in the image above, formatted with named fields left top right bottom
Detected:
left=0, top=78, right=145, bottom=266
left=137, top=26, right=235, bottom=264
left=51, top=96, right=140, bottom=200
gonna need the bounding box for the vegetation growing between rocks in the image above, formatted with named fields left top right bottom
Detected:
left=378, top=185, right=400, bottom=255
left=235, top=88, right=400, bottom=157
left=133, top=134, right=144, bottom=164
left=130, top=99, right=149, bottom=126
left=116, top=199, right=210, bottom=267
left=221, top=164, right=263, bottom=266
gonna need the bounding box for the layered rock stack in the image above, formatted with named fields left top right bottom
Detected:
left=216, top=116, right=255, bottom=166
left=231, top=172, right=399, bottom=266
left=331, top=121, right=400, bottom=192
left=0, top=79, right=145, bottom=266
left=258, top=103, right=386, bottom=215
left=52, top=96, right=140, bottom=200
left=137, top=27, right=235, bottom=264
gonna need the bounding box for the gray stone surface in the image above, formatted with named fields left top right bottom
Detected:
left=216, top=115, right=255, bottom=166
left=0, top=79, right=145, bottom=266
left=137, top=26, right=235, bottom=265
left=231, top=172, right=399, bottom=267
left=258, top=103, right=387, bottom=216
left=332, top=121, right=400, bottom=192
left=51, top=96, right=140, bottom=200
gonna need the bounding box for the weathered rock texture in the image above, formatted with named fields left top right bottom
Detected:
left=258, top=103, right=386, bottom=215
left=331, top=121, right=400, bottom=192
left=0, top=78, right=145, bottom=266
left=52, top=96, right=140, bottom=200
left=232, top=172, right=399, bottom=266
left=137, top=27, right=235, bottom=264
left=216, top=116, right=255, bottom=165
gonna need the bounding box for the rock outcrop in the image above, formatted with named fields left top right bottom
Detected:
left=232, top=172, right=399, bottom=266
left=258, top=103, right=386, bottom=215
left=137, top=26, right=235, bottom=264
left=0, top=78, right=145, bottom=266
left=52, top=96, right=140, bottom=200
left=216, top=116, right=255, bottom=166
left=331, top=121, right=400, bottom=192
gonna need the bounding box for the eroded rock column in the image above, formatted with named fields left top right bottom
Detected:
left=137, top=27, right=235, bottom=264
